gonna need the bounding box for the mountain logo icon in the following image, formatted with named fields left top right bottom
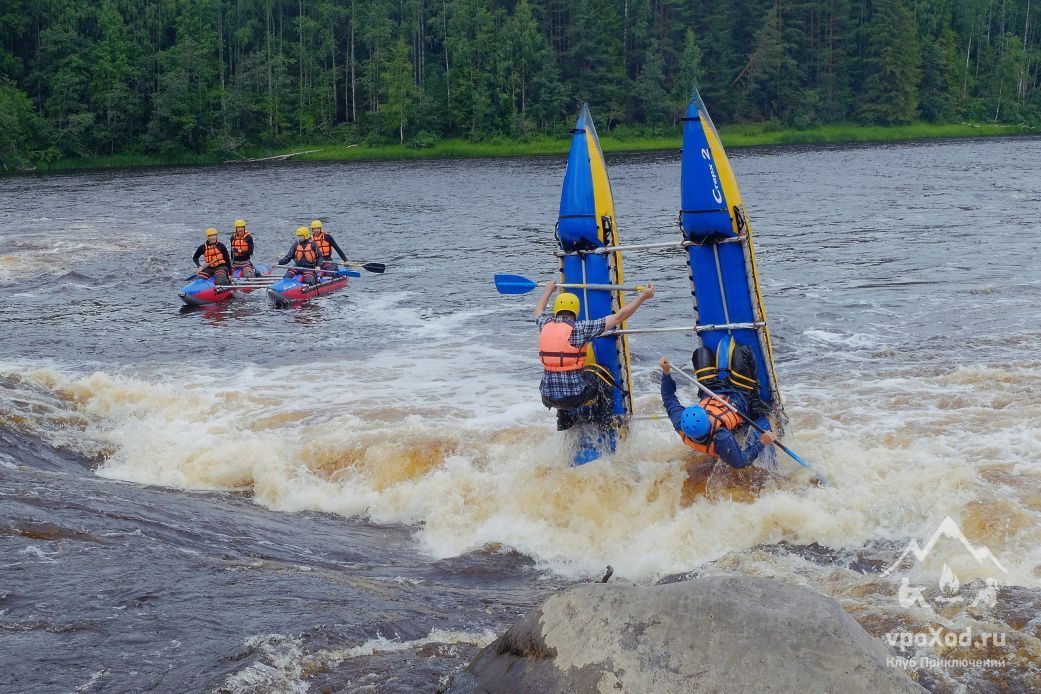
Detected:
left=883, top=516, right=1007, bottom=611
left=882, top=516, right=1008, bottom=577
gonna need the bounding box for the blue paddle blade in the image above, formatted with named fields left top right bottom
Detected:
left=337, top=270, right=362, bottom=278
left=785, top=448, right=810, bottom=468
left=493, top=274, right=538, bottom=295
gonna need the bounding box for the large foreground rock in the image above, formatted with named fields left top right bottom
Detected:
left=451, top=575, right=923, bottom=693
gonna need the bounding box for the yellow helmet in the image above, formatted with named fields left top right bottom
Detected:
left=296, top=226, right=310, bottom=238
left=553, top=292, right=580, bottom=316
left=233, top=219, right=247, bottom=229
left=205, top=227, right=218, bottom=237
left=310, top=219, right=323, bottom=230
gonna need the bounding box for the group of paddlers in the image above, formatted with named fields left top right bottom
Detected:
left=535, top=282, right=776, bottom=469
left=192, top=219, right=349, bottom=284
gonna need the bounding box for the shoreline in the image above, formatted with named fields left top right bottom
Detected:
left=21, top=121, right=1038, bottom=174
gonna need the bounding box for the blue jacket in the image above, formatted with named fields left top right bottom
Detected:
left=661, top=374, right=768, bottom=469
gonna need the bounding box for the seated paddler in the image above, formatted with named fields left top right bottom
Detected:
left=310, top=219, right=348, bottom=271
left=659, top=342, right=775, bottom=469
left=278, top=226, right=323, bottom=285
left=534, top=279, right=655, bottom=431
left=192, top=227, right=232, bottom=284
left=230, top=219, right=256, bottom=276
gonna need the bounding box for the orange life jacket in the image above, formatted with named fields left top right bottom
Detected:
left=231, top=231, right=252, bottom=257
left=294, top=241, right=318, bottom=264
left=679, top=396, right=743, bottom=456
left=203, top=242, right=225, bottom=268
left=538, top=321, right=586, bottom=372
left=313, top=231, right=332, bottom=259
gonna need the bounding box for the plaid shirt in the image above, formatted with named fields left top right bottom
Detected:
left=536, top=312, right=608, bottom=400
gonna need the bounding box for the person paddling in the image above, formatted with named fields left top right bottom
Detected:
left=192, top=227, right=232, bottom=284
left=535, top=280, right=655, bottom=431
left=659, top=345, right=775, bottom=468
left=278, top=227, right=323, bottom=285
left=310, top=219, right=348, bottom=271
left=230, top=219, right=256, bottom=277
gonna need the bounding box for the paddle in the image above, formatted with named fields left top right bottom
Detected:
left=272, top=264, right=334, bottom=273
left=493, top=273, right=647, bottom=295
left=671, top=367, right=828, bottom=486
left=342, top=261, right=386, bottom=274
left=272, top=264, right=361, bottom=277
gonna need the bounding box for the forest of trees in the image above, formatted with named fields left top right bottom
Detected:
left=1, top=0, right=1039, bottom=167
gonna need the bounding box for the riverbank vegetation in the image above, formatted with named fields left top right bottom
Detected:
left=2, top=0, right=1040, bottom=171
left=37, top=121, right=1035, bottom=172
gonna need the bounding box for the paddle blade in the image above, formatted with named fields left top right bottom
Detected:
left=360, top=262, right=386, bottom=274
left=493, top=274, right=537, bottom=295
left=337, top=270, right=362, bottom=278
left=781, top=445, right=810, bottom=468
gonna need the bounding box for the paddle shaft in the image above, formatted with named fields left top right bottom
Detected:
left=272, top=264, right=350, bottom=276
left=535, top=281, right=646, bottom=292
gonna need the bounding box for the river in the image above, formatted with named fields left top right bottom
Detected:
left=2, top=137, right=1040, bottom=692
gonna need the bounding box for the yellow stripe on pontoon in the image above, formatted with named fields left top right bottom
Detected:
left=586, top=128, right=634, bottom=417
left=699, top=115, right=782, bottom=404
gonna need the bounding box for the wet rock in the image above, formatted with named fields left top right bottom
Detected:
left=450, top=575, right=924, bottom=693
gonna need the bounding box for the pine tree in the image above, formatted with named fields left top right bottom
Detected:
left=671, top=29, right=702, bottom=117
left=381, top=37, right=419, bottom=142
left=0, top=77, right=37, bottom=169
left=632, top=39, right=668, bottom=123
left=858, top=0, right=921, bottom=123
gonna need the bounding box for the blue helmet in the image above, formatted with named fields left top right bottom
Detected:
left=680, top=405, right=711, bottom=441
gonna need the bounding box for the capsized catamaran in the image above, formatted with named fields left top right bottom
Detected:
left=679, top=85, right=785, bottom=429
left=554, top=105, right=635, bottom=464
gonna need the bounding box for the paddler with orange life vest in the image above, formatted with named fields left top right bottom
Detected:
left=278, top=226, right=323, bottom=285
left=192, top=227, right=232, bottom=285
left=309, top=219, right=348, bottom=271
left=535, top=279, right=655, bottom=431
left=229, top=219, right=256, bottom=277
left=659, top=348, right=775, bottom=469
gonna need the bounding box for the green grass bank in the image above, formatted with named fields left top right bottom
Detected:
left=36, top=121, right=1037, bottom=173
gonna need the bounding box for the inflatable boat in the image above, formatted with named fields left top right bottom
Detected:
left=554, top=105, right=634, bottom=465
left=680, top=86, right=785, bottom=424
left=178, top=264, right=271, bottom=307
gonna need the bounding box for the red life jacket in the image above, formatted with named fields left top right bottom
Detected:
left=294, top=241, right=317, bottom=264
left=203, top=242, right=225, bottom=268
left=231, top=231, right=252, bottom=257
left=538, top=321, right=586, bottom=372
left=679, top=397, right=743, bottom=456
left=313, top=231, right=332, bottom=259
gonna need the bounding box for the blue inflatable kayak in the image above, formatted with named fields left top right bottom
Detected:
left=179, top=264, right=271, bottom=306
left=267, top=268, right=361, bottom=307
left=680, top=86, right=784, bottom=422
left=555, top=105, right=634, bottom=465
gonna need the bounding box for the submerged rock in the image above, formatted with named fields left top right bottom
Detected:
left=450, top=575, right=923, bottom=693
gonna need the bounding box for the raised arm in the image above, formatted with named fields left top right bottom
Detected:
left=604, top=284, right=655, bottom=331
left=659, top=358, right=685, bottom=431
left=533, top=279, right=557, bottom=318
